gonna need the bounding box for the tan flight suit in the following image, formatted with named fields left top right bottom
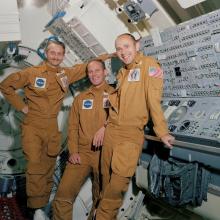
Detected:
left=52, top=82, right=114, bottom=220
left=96, top=52, right=169, bottom=220
left=0, top=54, right=110, bottom=209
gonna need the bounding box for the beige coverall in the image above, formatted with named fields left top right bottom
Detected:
left=52, top=83, right=114, bottom=220
left=0, top=54, right=109, bottom=209
left=96, top=52, right=169, bottom=220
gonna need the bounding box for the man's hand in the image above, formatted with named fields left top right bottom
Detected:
left=109, top=52, right=117, bottom=58
left=22, top=105, right=28, bottom=114
left=68, top=153, right=81, bottom=164
left=161, top=134, right=175, bottom=149
left=93, top=126, right=105, bottom=149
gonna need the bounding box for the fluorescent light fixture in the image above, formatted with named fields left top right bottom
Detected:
left=177, top=0, right=206, bottom=9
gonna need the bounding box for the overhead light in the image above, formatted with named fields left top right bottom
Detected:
left=176, top=0, right=206, bottom=9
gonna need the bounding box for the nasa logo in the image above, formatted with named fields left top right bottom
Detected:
left=34, top=77, right=46, bottom=88
left=36, top=79, right=44, bottom=87
left=82, top=99, right=93, bottom=109
left=84, top=100, right=92, bottom=108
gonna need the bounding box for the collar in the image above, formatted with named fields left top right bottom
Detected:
left=86, top=82, right=109, bottom=95
left=124, top=52, right=143, bottom=70
left=43, top=62, right=62, bottom=73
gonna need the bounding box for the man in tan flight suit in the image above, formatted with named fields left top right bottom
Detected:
left=52, top=59, right=114, bottom=220
left=0, top=38, right=111, bottom=220
left=95, top=33, right=175, bottom=220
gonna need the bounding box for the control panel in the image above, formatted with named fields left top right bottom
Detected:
left=162, top=97, right=220, bottom=144
left=140, top=10, right=220, bottom=182
left=140, top=9, right=220, bottom=98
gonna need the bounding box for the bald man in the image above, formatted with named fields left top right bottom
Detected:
left=95, top=33, right=175, bottom=220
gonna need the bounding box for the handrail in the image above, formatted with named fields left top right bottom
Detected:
left=144, top=134, right=220, bottom=155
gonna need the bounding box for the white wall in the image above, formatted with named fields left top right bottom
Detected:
left=18, top=0, right=51, bottom=49
left=0, top=0, right=21, bottom=41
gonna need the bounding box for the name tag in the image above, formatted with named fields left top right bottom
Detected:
left=128, top=68, right=140, bottom=81
left=34, top=77, right=46, bottom=88
left=60, top=76, right=68, bottom=88
left=82, top=99, right=93, bottom=109
left=103, top=92, right=110, bottom=108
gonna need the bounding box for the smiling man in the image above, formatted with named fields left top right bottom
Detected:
left=95, top=33, right=175, bottom=220
left=52, top=59, right=114, bottom=220
left=0, top=37, right=112, bottom=220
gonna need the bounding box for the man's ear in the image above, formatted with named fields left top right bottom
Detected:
left=44, top=50, right=48, bottom=59
left=104, top=69, right=108, bottom=77
left=136, top=41, right=140, bottom=51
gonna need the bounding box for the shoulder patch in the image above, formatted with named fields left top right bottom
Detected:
left=148, top=66, right=163, bottom=78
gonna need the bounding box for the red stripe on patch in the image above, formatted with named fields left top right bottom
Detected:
left=149, top=67, right=163, bottom=78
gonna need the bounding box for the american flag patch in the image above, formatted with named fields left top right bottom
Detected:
left=148, top=66, right=163, bottom=78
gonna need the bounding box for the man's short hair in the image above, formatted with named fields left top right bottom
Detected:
left=86, top=59, right=106, bottom=74
left=45, top=37, right=65, bottom=52
left=117, top=33, right=137, bottom=42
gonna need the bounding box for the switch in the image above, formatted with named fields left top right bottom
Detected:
left=169, top=125, right=177, bottom=132
left=187, top=100, right=196, bottom=107
left=174, top=100, right=181, bottom=106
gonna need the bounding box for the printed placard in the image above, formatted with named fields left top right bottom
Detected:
left=128, top=68, right=140, bottom=81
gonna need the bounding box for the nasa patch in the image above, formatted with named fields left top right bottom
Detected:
left=34, top=77, right=46, bottom=88
left=82, top=99, right=93, bottom=109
